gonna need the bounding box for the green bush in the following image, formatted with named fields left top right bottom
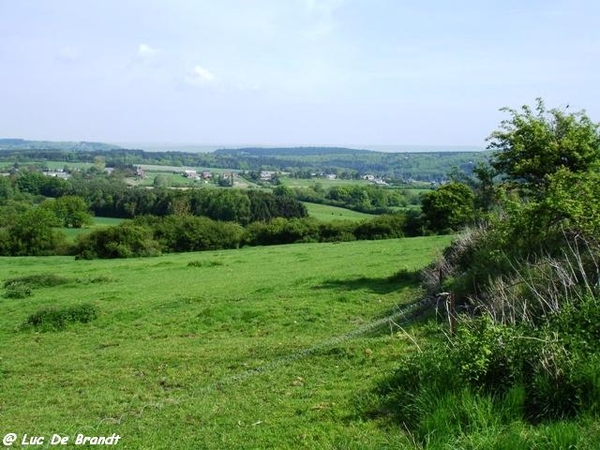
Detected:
left=187, top=260, right=224, bottom=268
left=3, top=273, right=70, bottom=289
left=24, top=304, right=98, bottom=331
left=75, top=223, right=160, bottom=259
left=353, top=214, right=406, bottom=240
left=3, top=282, right=32, bottom=299
left=378, top=298, right=600, bottom=440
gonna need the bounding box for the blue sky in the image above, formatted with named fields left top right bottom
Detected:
left=1, top=0, right=598, bottom=147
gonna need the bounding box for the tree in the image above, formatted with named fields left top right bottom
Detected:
left=487, top=98, right=600, bottom=193
left=5, top=208, right=66, bottom=256
left=153, top=174, right=170, bottom=188
left=421, top=182, right=475, bottom=233
left=44, top=196, right=93, bottom=228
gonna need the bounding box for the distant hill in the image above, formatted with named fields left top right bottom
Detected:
left=215, top=147, right=373, bottom=157
left=0, top=139, right=121, bottom=152
left=214, top=146, right=492, bottom=180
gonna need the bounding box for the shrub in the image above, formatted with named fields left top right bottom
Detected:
left=188, top=260, right=224, bottom=268
left=149, top=215, right=243, bottom=252
left=353, top=214, right=405, bottom=240
left=3, top=282, right=32, bottom=299
left=3, top=273, right=70, bottom=289
left=24, top=304, right=98, bottom=331
left=75, top=223, right=160, bottom=259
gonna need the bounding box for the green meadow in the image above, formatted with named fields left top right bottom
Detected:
left=279, top=177, right=372, bottom=189
left=59, top=216, right=125, bottom=242
left=0, top=236, right=451, bottom=449
left=303, top=202, right=375, bottom=222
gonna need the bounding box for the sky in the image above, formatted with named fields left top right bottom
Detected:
left=1, top=0, right=599, bottom=148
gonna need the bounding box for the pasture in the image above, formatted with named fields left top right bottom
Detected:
left=59, top=216, right=125, bottom=242
left=0, top=236, right=451, bottom=448
left=303, top=202, right=375, bottom=222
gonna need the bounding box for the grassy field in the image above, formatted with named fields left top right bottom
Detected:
left=303, top=202, right=375, bottom=222
left=279, top=177, right=372, bottom=189
left=0, top=161, right=93, bottom=170
left=59, top=216, right=125, bottom=242
left=0, top=236, right=452, bottom=449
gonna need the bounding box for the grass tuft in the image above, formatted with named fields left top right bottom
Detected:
left=24, top=304, right=98, bottom=331
left=3, top=273, right=71, bottom=289
left=3, top=282, right=33, bottom=299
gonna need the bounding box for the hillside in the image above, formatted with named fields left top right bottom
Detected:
left=0, top=237, right=451, bottom=449
left=0, top=139, right=121, bottom=152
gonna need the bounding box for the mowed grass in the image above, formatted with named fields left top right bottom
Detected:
left=303, top=202, right=376, bottom=222
left=0, top=236, right=452, bottom=448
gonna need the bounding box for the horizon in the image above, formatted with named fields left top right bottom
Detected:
left=0, top=137, right=487, bottom=153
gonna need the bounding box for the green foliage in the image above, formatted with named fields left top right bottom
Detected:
left=1, top=207, right=67, bottom=256
left=542, top=167, right=600, bottom=236
left=44, top=195, right=93, bottom=228
left=187, top=259, right=224, bottom=268
left=3, top=282, right=32, bottom=299
left=488, top=98, right=600, bottom=192
left=421, top=181, right=476, bottom=232
left=380, top=301, right=600, bottom=443
left=24, top=304, right=98, bottom=331
left=148, top=215, right=244, bottom=252
left=353, top=214, right=405, bottom=240
left=244, top=217, right=320, bottom=246
left=3, top=273, right=70, bottom=289
left=152, top=173, right=170, bottom=188
left=0, top=176, right=14, bottom=201
left=75, top=223, right=160, bottom=259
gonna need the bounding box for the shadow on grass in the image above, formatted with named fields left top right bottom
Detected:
left=316, top=268, right=422, bottom=295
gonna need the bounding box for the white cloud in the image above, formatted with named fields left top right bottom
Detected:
left=185, top=65, right=216, bottom=87
left=137, top=43, right=159, bottom=60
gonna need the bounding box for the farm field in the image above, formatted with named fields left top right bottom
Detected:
left=303, top=202, right=375, bottom=222
left=0, top=236, right=452, bottom=449
left=279, top=177, right=372, bottom=189
left=0, top=161, right=93, bottom=170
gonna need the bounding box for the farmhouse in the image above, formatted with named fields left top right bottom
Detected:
left=183, top=170, right=198, bottom=178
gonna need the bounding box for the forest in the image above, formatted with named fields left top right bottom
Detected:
left=0, top=143, right=489, bottom=182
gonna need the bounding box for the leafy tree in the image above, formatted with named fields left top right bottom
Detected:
left=488, top=98, right=600, bottom=192
left=354, top=214, right=405, bottom=240
left=153, top=174, right=170, bottom=188
left=0, top=176, right=14, bottom=202
left=42, top=195, right=93, bottom=228
left=421, top=182, right=475, bottom=232
left=4, top=207, right=66, bottom=256
left=75, top=223, right=159, bottom=259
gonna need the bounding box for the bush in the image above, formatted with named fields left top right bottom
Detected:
left=353, top=214, right=405, bottom=240
left=24, top=304, right=98, bottom=331
left=243, top=217, right=320, bottom=246
left=75, top=223, right=160, bottom=259
left=3, top=273, right=70, bottom=289
left=149, top=215, right=244, bottom=252
left=3, top=282, right=32, bottom=299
